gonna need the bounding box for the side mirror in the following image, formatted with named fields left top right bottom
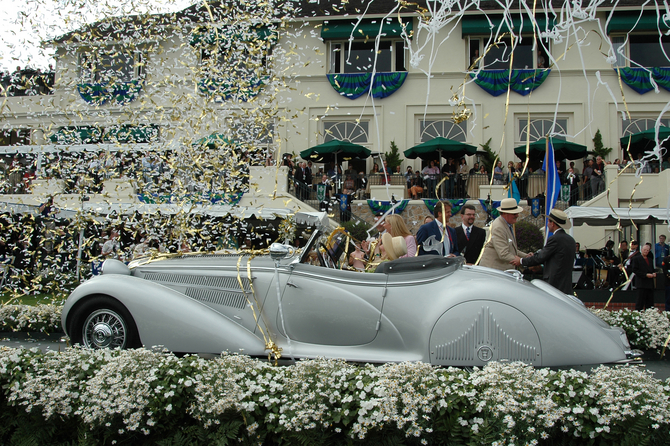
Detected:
left=269, top=243, right=295, bottom=261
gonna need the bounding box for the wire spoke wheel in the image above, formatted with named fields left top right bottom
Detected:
left=82, top=309, right=128, bottom=349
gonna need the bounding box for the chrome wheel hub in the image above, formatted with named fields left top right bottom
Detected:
left=82, top=309, right=127, bottom=349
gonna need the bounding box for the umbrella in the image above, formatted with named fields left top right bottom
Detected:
left=404, top=137, right=477, bottom=161
left=513, top=138, right=588, bottom=161
left=619, top=126, right=670, bottom=158
left=300, top=139, right=371, bottom=164
left=300, top=139, right=371, bottom=194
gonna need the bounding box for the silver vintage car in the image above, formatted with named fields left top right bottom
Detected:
left=62, top=212, right=639, bottom=367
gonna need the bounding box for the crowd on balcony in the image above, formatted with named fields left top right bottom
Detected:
left=1, top=66, right=55, bottom=96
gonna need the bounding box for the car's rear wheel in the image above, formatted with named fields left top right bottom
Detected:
left=69, top=296, right=141, bottom=349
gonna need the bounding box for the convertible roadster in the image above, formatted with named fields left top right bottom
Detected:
left=62, top=212, right=639, bottom=367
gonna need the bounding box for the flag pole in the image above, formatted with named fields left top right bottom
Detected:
left=544, top=136, right=550, bottom=243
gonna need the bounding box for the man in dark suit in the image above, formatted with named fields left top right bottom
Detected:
left=512, top=208, right=576, bottom=295
left=455, top=204, right=485, bottom=265
left=416, top=201, right=459, bottom=257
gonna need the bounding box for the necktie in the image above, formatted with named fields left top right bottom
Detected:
left=466, top=226, right=471, bottom=240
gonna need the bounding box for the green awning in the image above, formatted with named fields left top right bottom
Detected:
left=49, top=126, right=103, bottom=144
left=607, top=12, right=670, bottom=33
left=461, top=15, right=555, bottom=37
left=103, top=125, right=159, bottom=143
left=190, top=25, right=277, bottom=47
left=321, top=18, right=413, bottom=40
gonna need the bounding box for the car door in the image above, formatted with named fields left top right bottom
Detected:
left=276, top=263, right=386, bottom=346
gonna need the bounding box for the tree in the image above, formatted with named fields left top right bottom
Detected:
left=386, top=140, right=402, bottom=172
left=592, top=129, right=613, bottom=159
left=479, top=138, right=497, bottom=175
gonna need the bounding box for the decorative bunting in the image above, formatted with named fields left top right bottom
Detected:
left=469, top=69, right=551, bottom=97
left=616, top=67, right=670, bottom=94
left=367, top=199, right=409, bottom=215
left=327, top=72, right=408, bottom=99
left=138, top=193, right=244, bottom=205
left=423, top=199, right=466, bottom=215
left=77, top=80, right=143, bottom=106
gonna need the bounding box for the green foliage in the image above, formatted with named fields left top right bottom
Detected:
left=479, top=138, right=497, bottom=176
left=386, top=140, right=403, bottom=172
left=592, top=129, right=614, bottom=159
left=515, top=220, right=544, bottom=253
left=341, top=219, right=371, bottom=242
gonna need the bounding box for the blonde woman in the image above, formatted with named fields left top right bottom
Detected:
left=381, top=214, right=417, bottom=257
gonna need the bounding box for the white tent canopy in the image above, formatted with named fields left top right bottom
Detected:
left=565, top=207, right=670, bottom=227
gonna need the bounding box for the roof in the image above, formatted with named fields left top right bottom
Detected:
left=565, top=206, right=670, bottom=227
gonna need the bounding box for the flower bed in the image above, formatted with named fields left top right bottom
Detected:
left=0, top=348, right=669, bottom=445
left=0, top=304, right=62, bottom=333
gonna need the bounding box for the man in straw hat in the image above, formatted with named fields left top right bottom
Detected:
left=479, top=197, right=526, bottom=271
left=511, top=208, right=576, bottom=295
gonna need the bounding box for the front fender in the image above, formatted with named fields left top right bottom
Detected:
left=63, top=275, right=267, bottom=355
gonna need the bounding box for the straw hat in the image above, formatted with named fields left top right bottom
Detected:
left=546, top=208, right=571, bottom=230
left=382, top=232, right=407, bottom=260
left=498, top=197, right=523, bottom=214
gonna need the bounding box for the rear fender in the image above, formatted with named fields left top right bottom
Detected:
left=63, top=275, right=266, bottom=355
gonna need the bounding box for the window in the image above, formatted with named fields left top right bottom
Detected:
left=0, top=129, right=31, bottom=146
left=80, top=50, right=144, bottom=83
left=419, top=119, right=468, bottom=143
left=469, top=37, right=550, bottom=70
left=329, top=40, right=406, bottom=74
left=518, top=118, right=568, bottom=142
left=323, top=121, right=369, bottom=144
left=622, top=117, right=670, bottom=136
left=611, top=34, right=670, bottom=68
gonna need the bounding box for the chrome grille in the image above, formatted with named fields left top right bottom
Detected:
left=184, top=288, right=247, bottom=309
left=433, top=306, right=538, bottom=364
left=143, top=273, right=251, bottom=291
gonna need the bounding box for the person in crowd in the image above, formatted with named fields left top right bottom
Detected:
left=455, top=204, right=485, bottom=265
left=663, top=252, right=670, bottom=311
left=101, top=229, right=120, bottom=260
left=516, top=161, right=528, bottom=199
left=416, top=201, right=459, bottom=256
left=421, top=160, right=439, bottom=198
left=424, top=215, right=434, bottom=225
left=405, top=166, right=414, bottom=189
left=630, top=243, right=657, bottom=310
left=469, top=162, right=480, bottom=175
left=479, top=197, right=526, bottom=270
left=655, top=234, right=669, bottom=268
left=369, top=162, right=379, bottom=176
left=293, top=161, right=306, bottom=200
left=441, top=158, right=456, bottom=198
left=565, top=167, right=579, bottom=206
left=512, top=208, right=576, bottom=295
left=591, top=156, right=606, bottom=197
left=618, top=240, right=630, bottom=264
left=381, top=214, right=417, bottom=258
left=479, top=164, right=488, bottom=176
left=316, top=174, right=332, bottom=212
left=493, top=160, right=504, bottom=185
left=355, top=171, right=367, bottom=200
left=582, top=159, right=593, bottom=200
left=409, top=169, right=424, bottom=199
left=457, top=158, right=468, bottom=197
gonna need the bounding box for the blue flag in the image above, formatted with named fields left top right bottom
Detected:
left=542, top=140, right=561, bottom=240
left=508, top=179, right=521, bottom=203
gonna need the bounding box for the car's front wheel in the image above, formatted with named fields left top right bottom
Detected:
left=69, top=296, right=141, bottom=349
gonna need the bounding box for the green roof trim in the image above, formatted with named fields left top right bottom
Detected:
left=461, top=15, right=555, bottom=37
left=607, top=12, right=670, bottom=33
left=321, top=18, right=413, bottom=40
